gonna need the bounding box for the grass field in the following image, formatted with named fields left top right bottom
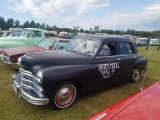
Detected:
left=0, top=46, right=160, bottom=120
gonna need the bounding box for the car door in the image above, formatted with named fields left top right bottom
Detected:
left=93, top=41, right=121, bottom=88
left=27, top=31, right=43, bottom=46
left=117, top=41, right=138, bottom=82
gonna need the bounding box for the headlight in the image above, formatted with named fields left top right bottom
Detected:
left=17, top=57, right=22, bottom=67
left=36, top=71, right=43, bottom=83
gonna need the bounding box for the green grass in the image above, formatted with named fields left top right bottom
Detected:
left=0, top=46, right=160, bottom=120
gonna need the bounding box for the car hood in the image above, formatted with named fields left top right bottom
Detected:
left=0, top=40, right=28, bottom=49
left=88, top=82, right=160, bottom=120
left=21, top=50, right=93, bottom=71
left=1, top=46, right=46, bottom=56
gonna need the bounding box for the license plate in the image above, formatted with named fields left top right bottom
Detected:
left=12, top=83, right=18, bottom=94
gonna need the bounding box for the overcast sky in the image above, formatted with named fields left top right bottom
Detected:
left=0, top=0, right=160, bottom=31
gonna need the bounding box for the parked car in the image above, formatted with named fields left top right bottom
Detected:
left=136, top=38, right=147, bottom=46
left=0, top=28, right=46, bottom=49
left=1, top=38, right=69, bottom=69
left=12, top=35, right=148, bottom=109
left=68, top=33, right=75, bottom=39
left=1, top=31, right=10, bottom=37
left=149, top=39, right=159, bottom=46
left=88, top=81, right=160, bottom=120
left=59, top=32, right=68, bottom=38
left=7, top=31, right=22, bottom=37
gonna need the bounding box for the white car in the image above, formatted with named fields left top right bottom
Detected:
left=149, top=39, right=159, bottom=46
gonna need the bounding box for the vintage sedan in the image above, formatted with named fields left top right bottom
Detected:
left=12, top=35, right=148, bottom=109
left=1, top=38, right=69, bottom=69
left=88, top=81, right=160, bottom=120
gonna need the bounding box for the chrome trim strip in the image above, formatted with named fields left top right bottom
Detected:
left=96, top=53, right=138, bottom=58
left=20, top=68, right=32, bottom=74
left=21, top=78, right=43, bottom=91
left=21, top=72, right=38, bottom=83
left=21, top=82, right=44, bottom=97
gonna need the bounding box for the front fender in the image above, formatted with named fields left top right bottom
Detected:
left=36, top=64, right=98, bottom=96
left=33, top=64, right=97, bottom=83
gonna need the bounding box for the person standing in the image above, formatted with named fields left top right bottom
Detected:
left=146, top=36, right=151, bottom=49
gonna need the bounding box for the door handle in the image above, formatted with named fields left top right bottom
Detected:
left=117, top=58, right=121, bottom=61
left=133, top=57, right=136, bottom=59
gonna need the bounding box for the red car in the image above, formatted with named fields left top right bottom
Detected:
left=88, top=81, right=160, bottom=120
left=1, top=38, right=69, bottom=69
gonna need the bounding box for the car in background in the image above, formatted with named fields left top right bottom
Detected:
left=68, top=33, right=75, bottom=39
left=12, top=35, right=147, bottom=109
left=1, top=38, right=69, bottom=69
left=59, top=32, right=75, bottom=39
left=0, top=28, right=46, bottom=49
left=7, top=31, right=22, bottom=37
left=59, top=32, right=68, bottom=38
left=136, top=38, right=147, bottom=46
left=88, top=81, right=160, bottom=120
left=149, top=39, right=160, bottom=46
left=1, top=31, right=10, bottom=37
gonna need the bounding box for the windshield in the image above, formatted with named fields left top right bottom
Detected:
left=37, top=39, right=57, bottom=49
left=20, top=30, right=29, bottom=37
left=66, top=38, right=100, bottom=56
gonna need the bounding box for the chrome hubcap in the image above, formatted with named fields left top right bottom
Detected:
left=55, top=85, right=76, bottom=108
left=134, top=70, right=140, bottom=82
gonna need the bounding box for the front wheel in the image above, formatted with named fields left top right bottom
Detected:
left=51, top=82, right=78, bottom=109
left=132, top=69, right=142, bottom=82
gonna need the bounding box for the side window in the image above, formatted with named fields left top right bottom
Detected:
left=31, top=31, right=42, bottom=37
left=108, top=42, right=116, bottom=55
left=55, top=41, right=68, bottom=49
left=120, top=42, right=133, bottom=55
left=99, top=42, right=116, bottom=56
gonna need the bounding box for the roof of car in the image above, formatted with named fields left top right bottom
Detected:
left=24, top=28, right=43, bottom=31
left=53, top=38, right=70, bottom=42
left=75, top=35, right=131, bottom=42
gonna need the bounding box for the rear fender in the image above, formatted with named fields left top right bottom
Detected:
left=133, top=57, right=148, bottom=71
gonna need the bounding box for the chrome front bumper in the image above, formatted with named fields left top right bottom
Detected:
left=1, top=55, right=18, bottom=69
left=12, top=74, right=49, bottom=105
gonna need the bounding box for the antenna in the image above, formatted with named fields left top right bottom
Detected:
left=140, top=48, right=151, bottom=90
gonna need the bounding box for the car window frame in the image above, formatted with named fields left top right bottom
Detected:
left=119, top=41, right=135, bottom=55
left=95, top=40, right=118, bottom=58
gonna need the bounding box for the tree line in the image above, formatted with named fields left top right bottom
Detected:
left=0, top=16, right=160, bottom=38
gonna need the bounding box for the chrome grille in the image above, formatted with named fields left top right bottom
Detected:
left=19, top=68, right=44, bottom=97
left=1, top=54, right=11, bottom=64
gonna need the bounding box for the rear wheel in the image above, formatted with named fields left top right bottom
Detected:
left=132, top=69, right=142, bottom=82
left=51, top=82, right=78, bottom=109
